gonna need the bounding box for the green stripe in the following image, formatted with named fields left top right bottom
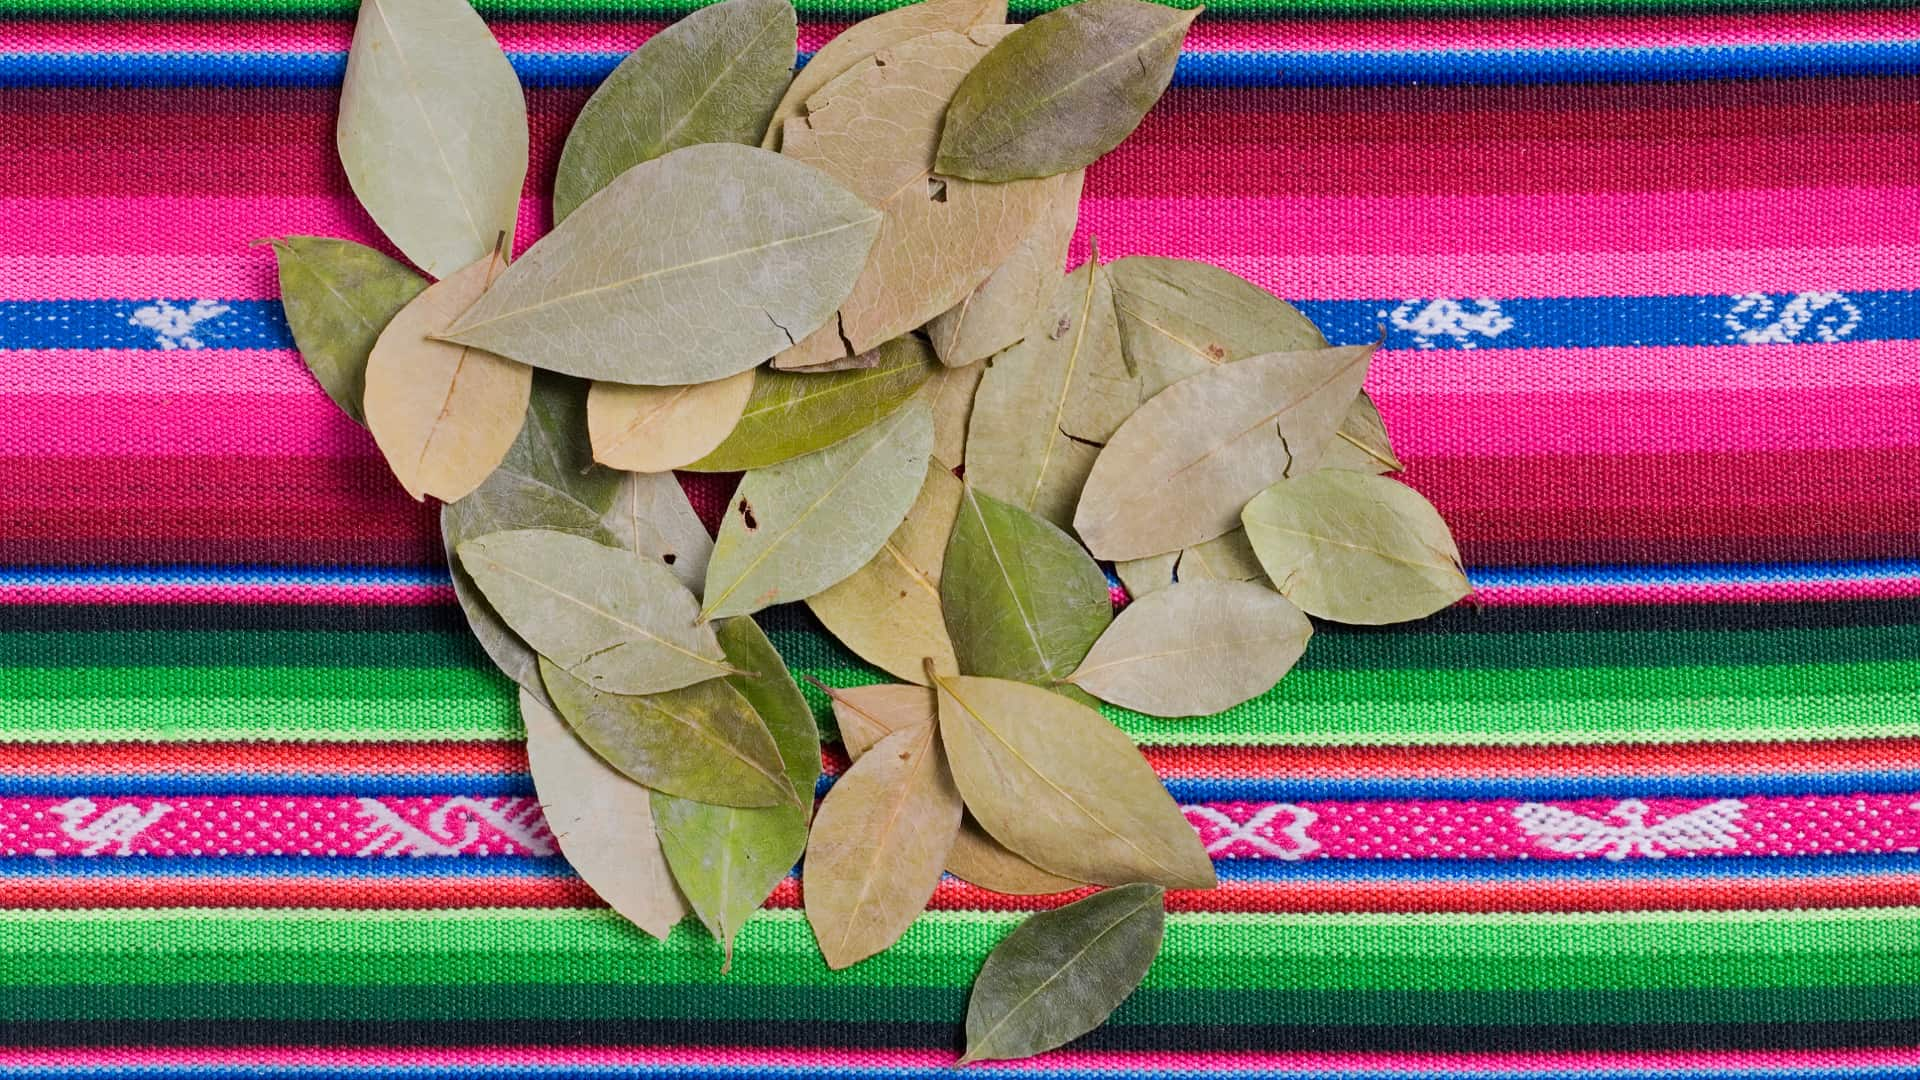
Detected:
left=0, top=0, right=1873, bottom=17
left=2, top=982, right=1914, bottom=1027
left=2, top=909, right=1913, bottom=993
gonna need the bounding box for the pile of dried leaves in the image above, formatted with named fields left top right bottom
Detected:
left=272, top=0, right=1469, bottom=1062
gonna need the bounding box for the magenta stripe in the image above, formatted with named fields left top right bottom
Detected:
left=0, top=584, right=453, bottom=605
left=1473, top=577, right=1920, bottom=607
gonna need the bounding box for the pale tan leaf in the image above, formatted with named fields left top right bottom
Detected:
left=1115, top=527, right=1265, bottom=600
left=922, top=359, right=985, bottom=467
left=1068, top=580, right=1312, bottom=717
left=807, top=464, right=963, bottom=683
left=932, top=673, right=1213, bottom=889
left=520, top=688, right=687, bottom=939
left=1074, top=342, right=1377, bottom=560
left=598, top=470, right=714, bottom=598
left=1321, top=391, right=1404, bottom=474
left=364, top=252, right=531, bottom=502
left=588, top=370, right=755, bottom=473
left=804, top=723, right=964, bottom=969
left=926, top=170, right=1084, bottom=367
left=945, top=820, right=1086, bottom=896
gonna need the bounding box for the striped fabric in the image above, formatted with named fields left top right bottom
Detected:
left=4, top=2, right=1920, bottom=1078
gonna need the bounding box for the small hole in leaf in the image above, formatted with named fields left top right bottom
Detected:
left=928, top=178, right=948, bottom=203
left=738, top=499, right=758, bottom=530
left=1049, top=316, right=1072, bottom=340
left=662, top=553, right=677, bottom=565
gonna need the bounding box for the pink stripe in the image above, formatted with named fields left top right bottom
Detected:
left=6, top=795, right=1915, bottom=860
left=0, top=350, right=320, bottom=395
left=1474, top=577, right=1920, bottom=607
left=0, top=584, right=452, bottom=605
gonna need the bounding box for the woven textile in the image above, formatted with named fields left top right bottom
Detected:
left=4, top=3, right=1920, bottom=1078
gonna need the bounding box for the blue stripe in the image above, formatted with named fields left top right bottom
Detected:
left=8, top=290, right=1915, bottom=352
left=4, top=39, right=1919, bottom=90
left=0, top=773, right=537, bottom=798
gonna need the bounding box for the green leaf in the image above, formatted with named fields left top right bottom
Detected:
left=442, top=143, right=881, bottom=385
left=1321, top=391, right=1404, bottom=474
left=926, top=170, right=1084, bottom=368
left=519, top=688, right=688, bottom=939
left=762, top=0, right=1006, bottom=152
left=1073, top=342, right=1377, bottom=561
left=1067, top=580, right=1311, bottom=717
left=270, top=236, right=426, bottom=426
left=650, top=615, right=817, bottom=969
left=685, top=336, right=937, bottom=472
left=1114, top=527, right=1265, bottom=600
left=442, top=374, right=623, bottom=697
left=941, top=485, right=1110, bottom=687
left=1107, top=254, right=1327, bottom=392
left=807, top=464, right=963, bottom=684
left=804, top=722, right=963, bottom=969
left=542, top=657, right=796, bottom=808
left=931, top=673, right=1213, bottom=889
left=336, top=0, right=527, bottom=278
left=1241, top=470, right=1471, bottom=625
left=701, top=401, right=934, bottom=619
left=599, top=470, right=714, bottom=599
left=553, top=0, right=797, bottom=223
left=457, top=529, right=731, bottom=695
left=588, top=370, right=756, bottom=474
left=960, top=883, right=1166, bottom=1064
left=935, top=0, right=1198, bottom=182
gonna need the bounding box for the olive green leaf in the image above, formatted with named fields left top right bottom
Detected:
left=599, top=470, right=714, bottom=598
left=804, top=722, right=963, bottom=970
left=441, top=144, right=881, bottom=384
left=1067, top=580, right=1311, bottom=717
left=651, top=616, right=817, bottom=968
left=931, top=672, right=1213, bottom=889
left=774, top=28, right=1055, bottom=365
left=269, top=236, right=426, bottom=425
left=685, top=336, right=937, bottom=472
left=552, top=0, right=797, bottom=223
left=922, top=359, right=986, bottom=468
left=935, top=0, right=1199, bottom=182
left=588, top=370, right=756, bottom=474
left=1074, top=342, right=1377, bottom=560
left=808, top=464, right=963, bottom=684
left=519, top=688, right=688, bottom=939
left=1114, top=527, right=1264, bottom=600
left=1321, top=391, right=1403, bottom=474
left=336, top=0, right=527, bottom=278
left=960, top=883, right=1166, bottom=1064
left=762, top=0, right=1006, bottom=151
left=925, top=169, right=1085, bottom=367
left=363, top=251, right=531, bottom=502
left=702, top=401, right=934, bottom=620
left=542, top=658, right=796, bottom=809
left=441, top=374, right=621, bottom=696
left=1107, top=254, right=1327, bottom=391
left=457, top=529, right=731, bottom=694
left=1242, top=470, right=1470, bottom=624
left=941, top=485, right=1111, bottom=687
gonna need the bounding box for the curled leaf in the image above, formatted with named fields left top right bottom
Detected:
left=702, top=401, right=934, bottom=620
left=1241, top=470, right=1470, bottom=624
left=337, top=0, right=527, bottom=277
left=936, top=0, right=1198, bottom=182
left=270, top=236, right=427, bottom=425
left=442, top=143, right=881, bottom=385
left=363, top=251, right=531, bottom=502
left=1068, top=580, right=1312, bottom=717
left=960, top=883, right=1165, bottom=1064
left=588, top=370, right=756, bottom=474
left=553, top=0, right=796, bottom=223
left=520, top=688, right=687, bottom=939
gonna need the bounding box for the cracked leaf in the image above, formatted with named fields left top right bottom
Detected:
left=926, top=170, right=1084, bottom=367
left=588, top=369, right=755, bottom=474
left=1068, top=580, right=1311, bottom=717
left=442, top=143, right=881, bottom=384
left=702, top=401, right=934, bottom=619
left=270, top=236, right=427, bottom=426
left=553, top=0, right=796, bottom=223
left=808, top=464, right=963, bottom=683
left=337, top=0, right=527, bottom=278
left=1241, top=470, right=1470, bottom=624
left=1115, top=526, right=1265, bottom=600
left=1074, top=342, right=1377, bottom=560
left=363, top=251, right=531, bottom=502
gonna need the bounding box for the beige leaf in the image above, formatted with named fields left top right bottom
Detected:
left=761, top=0, right=1007, bottom=151
left=598, top=470, right=714, bottom=598
left=926, top=170, right=1084, bottom=367
left=932, top=672, right=1214, bottom=889
left=922, top=360, right=985, bottom=467
left=1067, top=580, right=1312, bottom=717
left=1321, top=391, right=1404, bottom=474
left=1074, top=342, right=1377, bottom=560
left=1115, top=527, right=1265, bottom=600
left=807, top=464, right=963, bottom=683
left=945, top=819, right=1086, bottom=895
left=804, top=723, right=964, bottom=969
left=776, top=28, right=1057, bottom=364
left=588, top=370, right=755, bottom=473
left=364, top=252, right=532, bottom=502
left=519, top=688, right=687, bottom=939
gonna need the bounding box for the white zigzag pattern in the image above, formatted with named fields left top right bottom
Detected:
left=1185, top=803, right=1320, bottom=860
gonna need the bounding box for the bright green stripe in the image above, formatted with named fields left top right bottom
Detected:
left=3, top=982, right=1914, bottom=1027
left=0, top=0, right=1866, bottom=16
left=3, top=909, right=1913, bottom=992
left=9, top=665, right=503, bottom=700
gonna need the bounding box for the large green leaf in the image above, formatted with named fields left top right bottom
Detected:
left=553, top=0, right=796, bottom=223
left=270, top=236, right=426, bottom=426
left=941, top=485, right=1110, bottom=686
